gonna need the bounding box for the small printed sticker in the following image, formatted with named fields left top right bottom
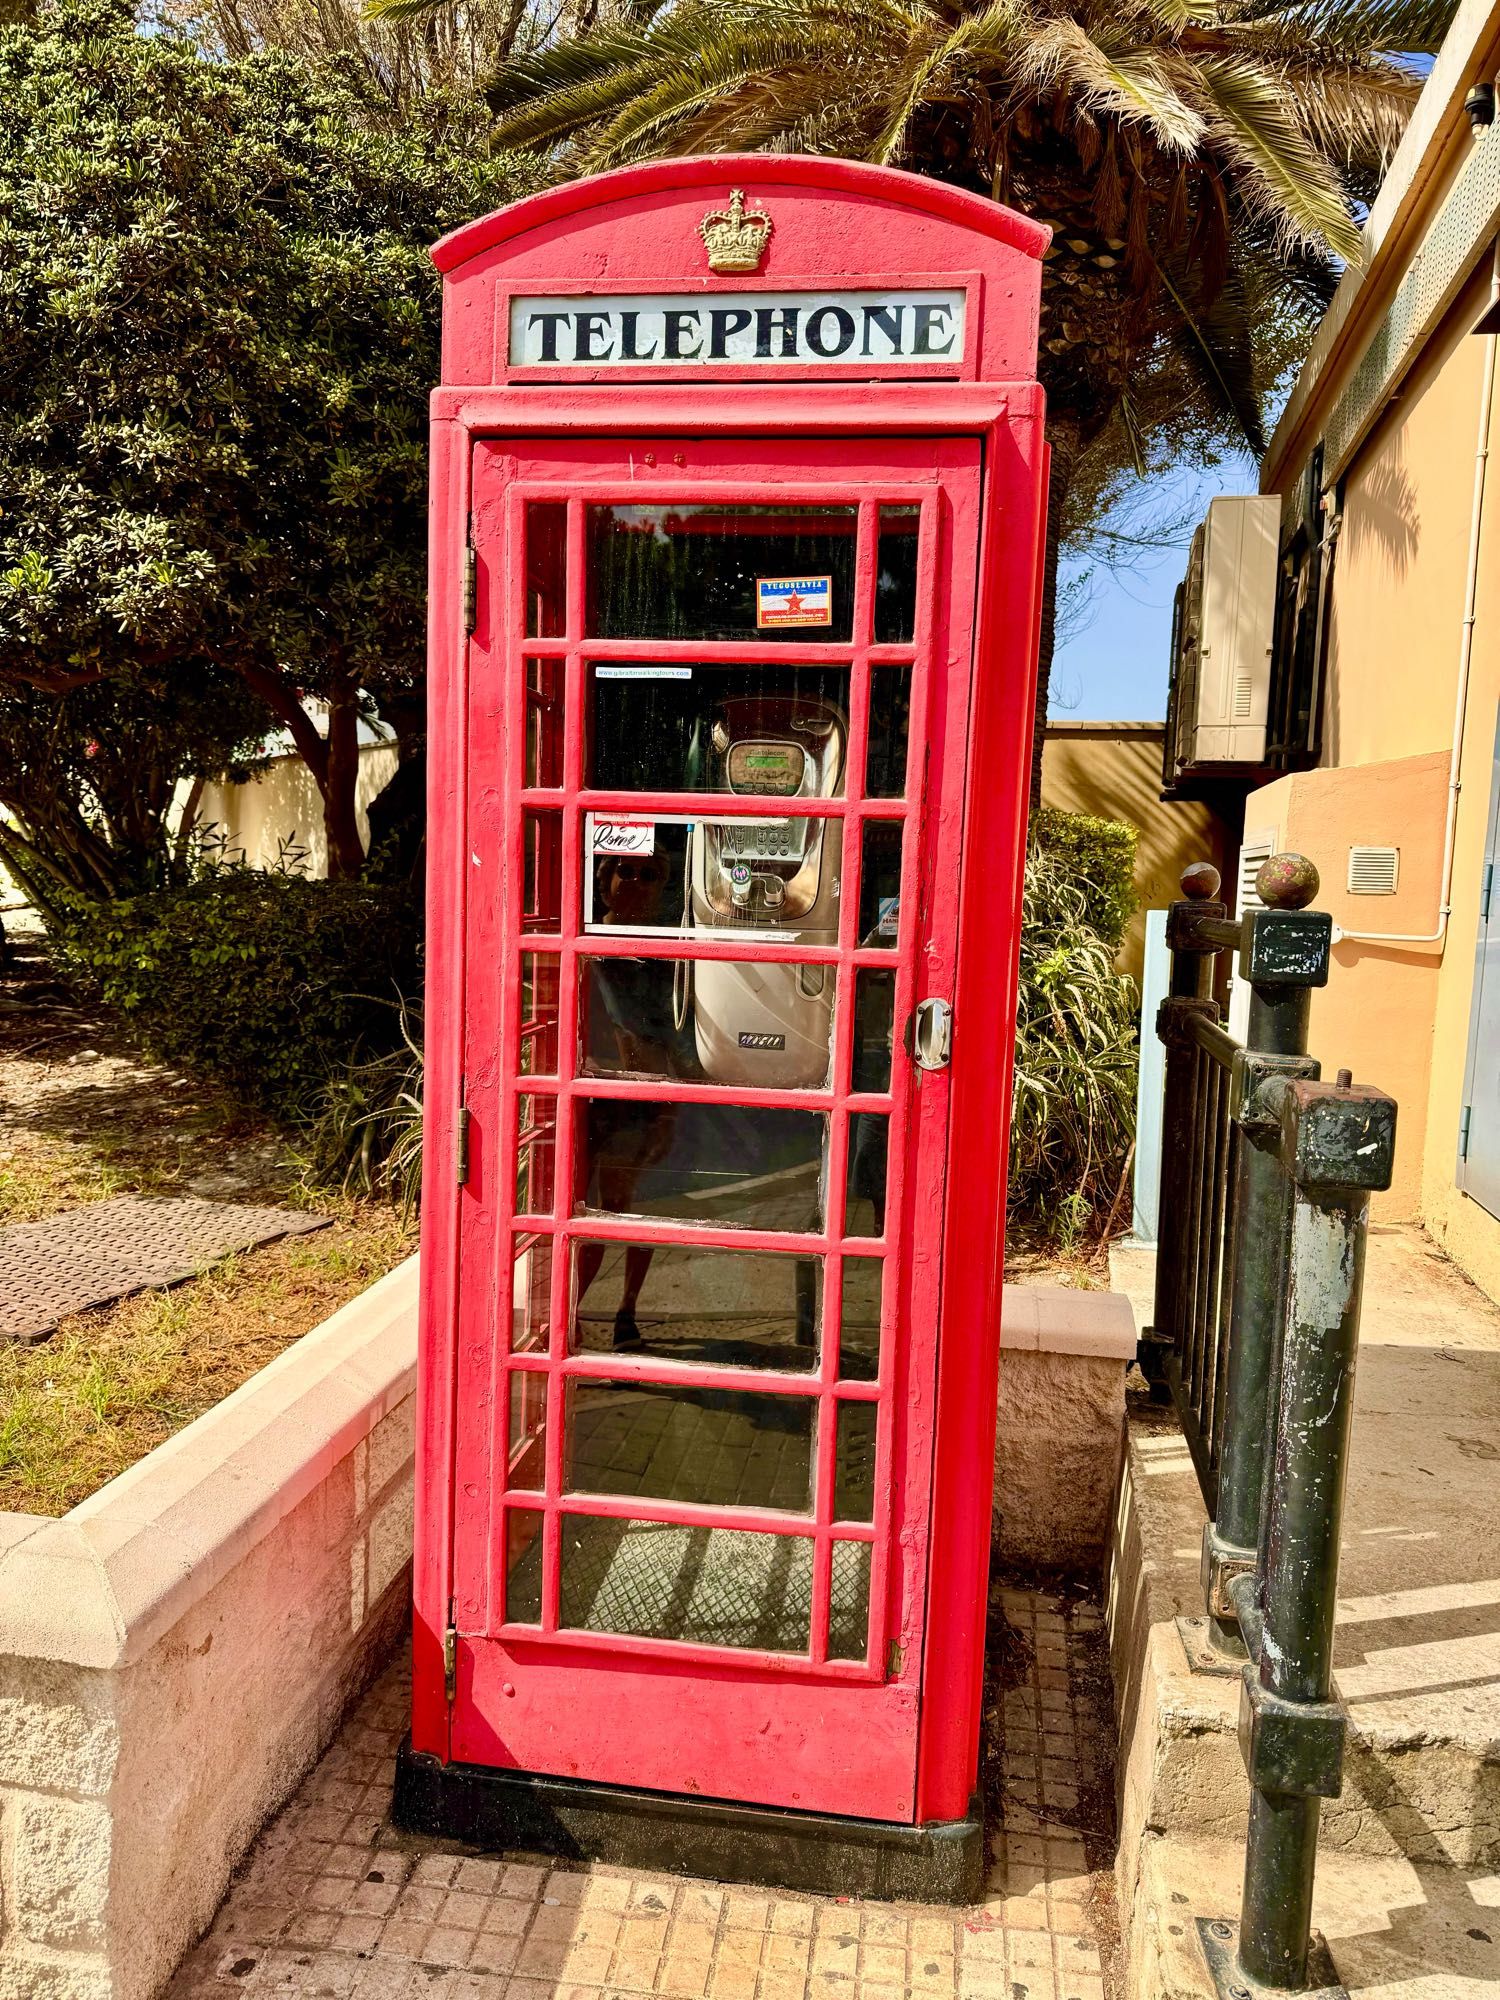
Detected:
left=592, top=819, right=655, bottom=857
left=595, top=665, right=694, bottom=680
left=756, top=575, right=833, bottom=629
left=877, top=895, right=900, bottom=936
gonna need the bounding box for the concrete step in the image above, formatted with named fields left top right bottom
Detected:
left=1124, top=1833, right=1499, bottom=1999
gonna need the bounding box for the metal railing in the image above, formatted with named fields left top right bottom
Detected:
left=1139, top=854, right=1398, bottom=1997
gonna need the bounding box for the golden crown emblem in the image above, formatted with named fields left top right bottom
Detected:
left=698, top=189, right=772, bottom=273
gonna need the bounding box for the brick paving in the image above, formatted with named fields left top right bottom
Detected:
left=167, top=1587, right=1116, bottom=2000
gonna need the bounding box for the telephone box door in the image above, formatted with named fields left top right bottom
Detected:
left=450, top=431, right=982, bottom=1823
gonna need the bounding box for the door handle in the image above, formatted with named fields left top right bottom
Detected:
left=909, top=997, right=953, bottom=1071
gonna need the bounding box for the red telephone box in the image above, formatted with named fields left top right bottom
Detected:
left=396, top=155, right=1049, bottom=1902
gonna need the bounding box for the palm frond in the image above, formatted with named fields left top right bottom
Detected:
left=1021, top=19, right=1206, bottom=152
left=1198, top=55, right=1363, bottom=259
left=1232, top=0, right=1457, bottom=54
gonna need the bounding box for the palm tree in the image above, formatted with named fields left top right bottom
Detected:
left=407, top=0, right=1449, bottom=777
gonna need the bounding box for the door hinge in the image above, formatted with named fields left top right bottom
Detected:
left=455, top=1102, right=471, bottom=1185
left=1459, top=1103, right=1472, bottom=1161
left=462, top=539, right=477, bottom=634
left=1483, top=861, right=1494, bottom=924
left=443, top=1623, right=458, bottom=1704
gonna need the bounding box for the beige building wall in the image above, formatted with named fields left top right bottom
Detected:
left=1248, top=183, right=1500, bottom=1281
left=1041, top=722, right=1235, bottom=979
left=191, top=742, right=399, bottom=878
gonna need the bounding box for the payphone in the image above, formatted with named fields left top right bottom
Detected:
left=399, top=154, right=1049, bottom=1902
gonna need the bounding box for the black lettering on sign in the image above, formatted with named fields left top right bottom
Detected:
left=618, top=309, right=657, bottom=362
left=709, top=306, right=755, bottom=358
left=912, top=302, right=956, bottom=355
left=755, top=306, right=800, bottom=358
left=663, top=308, right=703, bottom=360
left=861, top=303, right=905, bottom=356
left=804, top=305, right=856, bottom=358
left=527, top=310, right=571, bottom=363
left=573, top=309, right=613, bottom=362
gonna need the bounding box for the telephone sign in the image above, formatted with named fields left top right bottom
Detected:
left=397, top=155, right=1050, bottom=1903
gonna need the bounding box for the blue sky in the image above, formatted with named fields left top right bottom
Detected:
left=1048, top=458, right=1260, bottom=722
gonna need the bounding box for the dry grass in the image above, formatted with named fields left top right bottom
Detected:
left=0, top=1207, right=415, bottom=1516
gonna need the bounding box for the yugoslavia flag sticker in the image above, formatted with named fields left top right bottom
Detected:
left=756, top=575, right=833, bottom=629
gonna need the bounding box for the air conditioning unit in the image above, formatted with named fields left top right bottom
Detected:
left=1166, top=495, right=1279, bottom=774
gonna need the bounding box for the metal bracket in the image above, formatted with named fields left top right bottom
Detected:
left=1201, top=1523, right=1258, bottom=1620
left=443, top=1624, right=458, bottom=1705
left=1176, top=1616, right=1244, bottom=1677
left=1196, top=1919, right=1348, bottom=2000
left=1166, top=898, right=1230, bottom=953
left=1156, top=994, right=1220, bottom=1050
left=1239, top=906, right=1334, bottom=988
left=1233, top=1051, right=1321, bottom=1132
left=1238, top=1677, right=1347, bottom=1799
left=1261, top=1078, right=1399, bottom=1192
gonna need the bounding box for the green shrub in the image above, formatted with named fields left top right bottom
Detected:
left=1009, top=840, right=1140, bottom=1247
left=1033, top=805, right=1138, bottom=949
left=48, top=871, right=422, bottom=1120
left=303, top=1006, right=425, bottom=1217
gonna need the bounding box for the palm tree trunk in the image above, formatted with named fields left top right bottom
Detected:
left=1030, top=416, right=1082, bottom=813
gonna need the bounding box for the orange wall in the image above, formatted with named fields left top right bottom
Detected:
left=1241, top=754, right=1450, bottom=1219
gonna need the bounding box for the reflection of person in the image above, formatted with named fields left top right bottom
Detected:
left=576, top=849, right=679, bottom=1348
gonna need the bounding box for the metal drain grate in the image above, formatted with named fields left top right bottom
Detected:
left=0, top=1195, right=329, bottom=1343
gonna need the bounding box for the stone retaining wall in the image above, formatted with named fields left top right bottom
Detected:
left=0, top=1256, right=419, bottom=2000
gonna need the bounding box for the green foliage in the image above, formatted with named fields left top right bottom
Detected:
left=1010, top=840, right=1140, bottom=1248
left=0, top=0, right=538, bottom=873
left=47, top=869, right=422, bottom=1117
left=302, top=1002, right=425, bottom=1214
left=1033, top=805, right=1138, bottom=950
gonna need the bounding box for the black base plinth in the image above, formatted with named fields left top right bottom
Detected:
left=393, top=1739, right=984, bottom=1906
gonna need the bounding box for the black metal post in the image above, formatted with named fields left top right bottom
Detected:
left=1140, top=863, right=1226, bottom=1399
left=1201, top=853, right=1330, bottom=1654
left=1231, top=1075, right=1397, bottom=1992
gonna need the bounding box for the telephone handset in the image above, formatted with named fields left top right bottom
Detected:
left=676, top=695, right=845, bottom=1089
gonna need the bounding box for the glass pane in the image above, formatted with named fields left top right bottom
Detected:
left=572, top=1241, right=820, bottom=1369
left=560, top=1516, right=813, bottom=1654
left=834, top=1402, right=877, bottom=1522
left=579, top=1100, right=825, bottom=1232
left=504, top=1509, right=544, bottom=1625
left=874, top=504, right=919, bottom=644
left=584, top=814, right=843, bottom=946
left=845, top=1114, right=888, bottom=1239
left=587, top=504, right=857, bottom=643
left=581, top=955, right=834, bottom=1092
left=858, top=821, right=903, bottom=948
left=589, top=664, right=850, bottom=797
left=519, top=953, right=561, bottom=1077
left=516, top=1095, right=557, bottom=1216
left=523, top=812, right=563, bottom=933
left=829, top=1540, right=871, bottom=1662
left=867, top=671, right=911, bottom=799
left=511, top=1235, right=553, bottom=1355
left=524, top=658, right=565, bottom=787
left=852, top=970, right=896, bottom=1095
left=839, top=1259, right=883, bottom=1382
left=565, top=1381, right=815, bottom=1512
left=525, top=502, right=567, bottom=639
left=507, top=1371, right=547, bottom=1490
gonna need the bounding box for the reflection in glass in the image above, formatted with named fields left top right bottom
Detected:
left=875, top=504, right=920, bottom=644
left=867, top=671, right=912, bottom=799
left=524, top=658, right=565, bottom=787
left=587, top=505, right=857, bottom=642
left=571, top=1242, right=820, bottom=1369
left=834, top=1402, right=877, bottom=1522
left=516, top=1095, right=557, bottom=1216
left=584, top=815, right=844, bottom=956
left=564, top=1381, right=814, bottom=1513
left=839, top=1259, right=883, bottom=1382
left=559, top=1516, right=813, bottom=1653
left=590, top=666, right=850, bottom=796
left=846, top=1114, right=888, bottom=1238
left=526, top=502, right=568, bottom=639
left=581, top=955, right=834, bottom=1093
left=829, top=1540, right=872, bottom=1662
left=504, top=1510, right=544, bottom=1625
left=511, top=1235, right=553, bottom=1355
left=852, top=970, right=896, bottom=1094
left=507, top=1371, right=546, bottom=1490
left=523, top=812, right=563, bottom=933
left=519, top=953, right=561, bottom=1077
left=580, top=1100, right=825, bottom=1232
left=859, top=821, right=903, bottom=948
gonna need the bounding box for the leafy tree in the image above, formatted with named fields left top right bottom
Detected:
left=0, top=0, right=536, bottom=877
left=432, top=0, right=1449, bottom=782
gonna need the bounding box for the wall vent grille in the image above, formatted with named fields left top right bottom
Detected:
left=1348, top=845, right=1400, bottom=895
